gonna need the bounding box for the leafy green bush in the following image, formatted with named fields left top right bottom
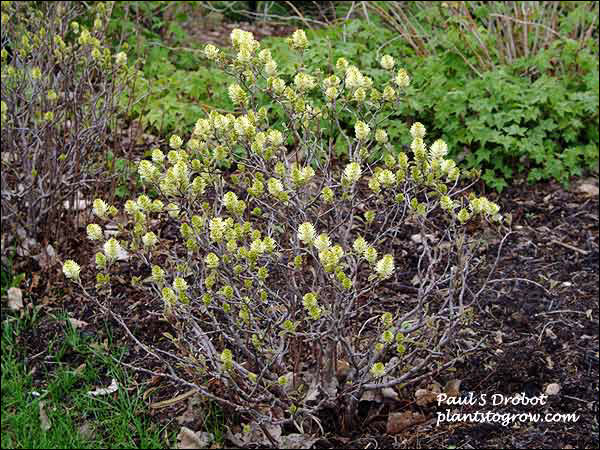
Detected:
left=401, top=48, right=599, bottom=191
left=64, top=29, right=508, bottom=434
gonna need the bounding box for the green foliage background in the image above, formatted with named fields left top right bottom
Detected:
left=110, top=1, right=598, bottom=191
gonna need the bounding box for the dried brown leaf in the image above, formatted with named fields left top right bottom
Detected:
left=415, top=388, right=437, bottom=406
left=386, top=410, right=425, bottom=434
left=444, top=379, right=462, bottom=398
left=545, top=383, right=561, bottom=396
left=7, top=287, right=24, bottom=311
left=68, top=317, right=88, bottom=329
left=177, top=427, right=214, bottom=449
left=39, top=401, right=51, bottom=432
left=87, top=378, right=119, bottom=396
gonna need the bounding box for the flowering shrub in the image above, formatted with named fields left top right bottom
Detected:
left=65, top=28, right=507, bottom=432
left=0, top=1, right=134, bottom=244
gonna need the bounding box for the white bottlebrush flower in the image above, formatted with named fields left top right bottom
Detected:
left=336, top=57, right=349, bottom=71
left=142, top=231, right=158, bottom=248
left=267, top=178, right=284, bottom=196
left=430, top=139, right=448, bottom=159
left=440, top=195, right=455, bottom=211
left=228, top=84, right=247, bottom=106
left=173, top=277, right=188, bottom=293
left=151, top=265, right=165, bottom=283
left=325, top=86, right=338, bottom=101
left=294, top=72, right=316, bottom=91
left=114, top=51, right=127, bottom=66
left=382, top=85, right=396, bottom=102
left=314, top=233, right=331, bottom=252
left=410, top=122, right=426, bottom=139
left=203, top=43, right=219, bottom=60
left=343, top=162, right=362, bottom=184
left=440, top=159, right=456, bottom=174
left=290, top=29, right=308, bottom=49
left=167, top=203, right=180, bottom=219
left=394, top=68, right=410, bottom=88
left=169, top=135, right=183, bottom=149
left=364, top=246, right=378, bottom=265
left=264, top=59, right=277, bottom=76
left=267, top=129, right=284, bottom=147
left=138, top=160, right=157, bottom=182
left=376, top=169, right=395, bottom=187
left=484, top=200, right=500, bottom=217
left=269, top=77, right=286, bottom=95
left=86, top=224, right=103, bottom=241
left=205, top=252, right=220, bottom=269
left=209, top=218, right=227, bottom=241
left=258, top=48, right=272, bottom=63
left=162, top=287, right=176, bottom=304
left=298, top=222, right=316, bottom=245
left=354, top=121, right=370, bottom=141
left=353, top=87, right=366, bottom=102
left=92, top=199, right=109, bottom=219
left=223, top=191, right=238, bottom=211
left=345, top=66, right=365, bottom=90
left=250, top=238, right=266, bottom=255
left=194, top=118, right=212, bottom=138
left=231, top=28, right=256, bottom=49
left=103, top=238, right=122, bottom=261
left=375, top=254, right=395, bottom=279
left=380, top=54, right=395, bottom=70
left=375, top=129, right=388, bottom=144
left=323, top=75, right=340, bottom=89
left=62, top=260, right=81, bottom=280
left=368, top=177, right=381, bottom=194
left=353, top=236, right=368, bottom=254
left=370, top=362, right=386, bottom=378
left=301, top=166, right=315, bottom=182
left=457, top=208, right=471, bottom=224
left=234, top=115, right=255, bottom=138
left=151, top=148, right=165, bottom=163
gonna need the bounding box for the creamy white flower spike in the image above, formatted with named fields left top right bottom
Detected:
left=314, top=233, right=331, bottom=252
left=394, top=68, right=410, bottom=88
left=430, top=139, right=448, bottom=159
left=375, top=254, right=395, bottom=279
left=203, top=44, right=219, bottom=60
left=355, top=121, right=370, bottom=141
left=290, top=29, right=308, bottom=50
left=298, top=222, right=316, bottom=245
left=380, top=54, right=395, bottom=70
left=410, top=122, right=426, bottom=139
left=92, top=199, right=108, bottom=219
left=86, top=224, right=103, bottom=241
left=142, top=231, right=158, bottom=248
left=62, top=260, right=81, bottom=280
left=343, top=162, right=362, bottom=184
left=103, top=238, right=122, bottom=261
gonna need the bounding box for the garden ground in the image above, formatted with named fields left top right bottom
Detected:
left=2, top=175, right=597, bottom=449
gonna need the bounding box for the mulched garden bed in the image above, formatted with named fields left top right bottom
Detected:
left=8, top=174, right=598, bottom=449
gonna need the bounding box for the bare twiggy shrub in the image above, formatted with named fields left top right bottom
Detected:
left=64, top=29, right=510, bottom=434
left=0, top=1, right=135, bottom=248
